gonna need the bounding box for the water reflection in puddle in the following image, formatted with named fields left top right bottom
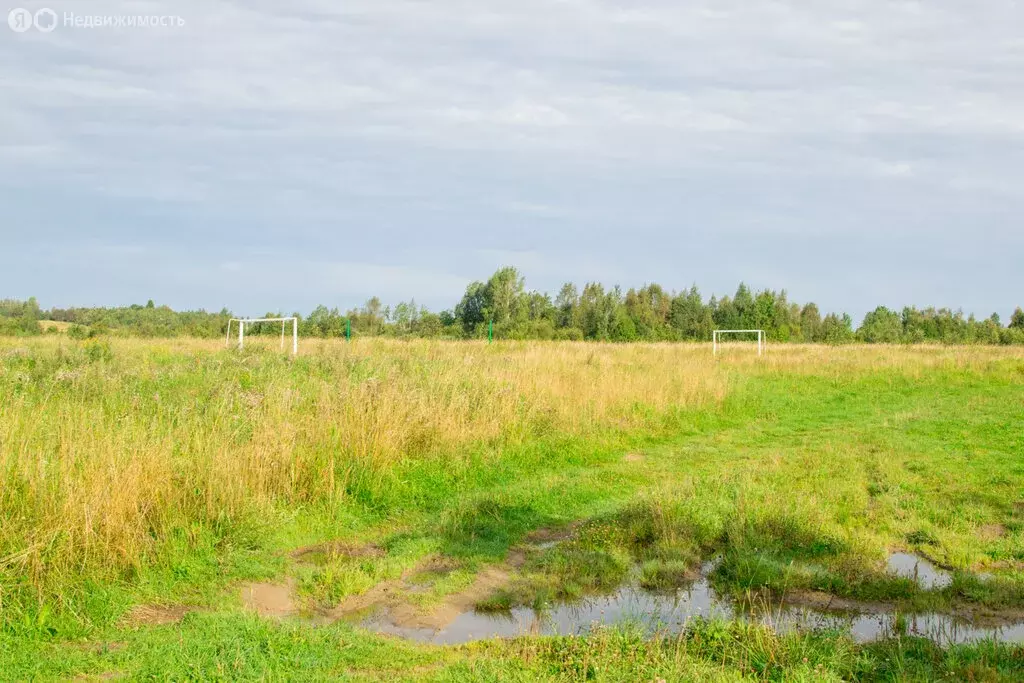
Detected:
left=887, top=552, right=953, bottom=590
left=363, top=558, right=1024, bottom=647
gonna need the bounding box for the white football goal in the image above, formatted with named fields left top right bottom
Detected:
left=713, top=329, right=765, bottom=356
left=226, top=317, right=298, bottom=355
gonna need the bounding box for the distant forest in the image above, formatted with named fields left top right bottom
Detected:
left=3, top=267, right=1023, bottom=344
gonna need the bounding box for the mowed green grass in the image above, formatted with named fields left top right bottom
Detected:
left=1, top=338, right=1023, bottom=681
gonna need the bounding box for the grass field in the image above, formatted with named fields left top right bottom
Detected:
left=1, top=337, right=1023, bottom=681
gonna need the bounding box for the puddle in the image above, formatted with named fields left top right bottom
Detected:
left=361, top=559, right=1024, bottom=647
left=364, top=581, right=727, bottom=645
left=887, top=552, right=953, bottom=590
left=252, top=542, right=1021, bottom=648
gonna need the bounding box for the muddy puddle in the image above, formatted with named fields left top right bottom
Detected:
left=887, top=552, right=953, bottom=590
left=360, top=556, right=1024, bottom=647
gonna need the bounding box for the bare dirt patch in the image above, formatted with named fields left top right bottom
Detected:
left=783, top=589, right=892, bottom=615
left=784, top=589, right=1024, bottom=629
left=507, top=548, right=528, bottom=568
left=327, top=557, right=514, bottom=631
left=978, top=524, right=1007, bottom=541
left=121, top=604, right=197, bottom=627
left=414, top=555, right=462, bottom=575
left=623, top=453, right=644, bottom=463
left=241, top=578, right=298, bottom=618
left=292, top=541, right=385, bottom=566
left=523, top=523, right=579, bottom=546
left=951, top=605, right=1024, bottom=628
left=331, top=579, right=402, bottom=617
left=387, top=567, right=511, bottom=630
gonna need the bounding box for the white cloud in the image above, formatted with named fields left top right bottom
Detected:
left=1, top=0, right=1022, bottom=318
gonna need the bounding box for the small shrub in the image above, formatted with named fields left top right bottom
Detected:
left=905, top=529, right=938, bottom=546
left=83, top=340, right=113, bottom=362
left=67, top=325, right=92, bottom=340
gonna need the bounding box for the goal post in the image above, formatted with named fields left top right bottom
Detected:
left=226, top=317, right=298, bottom=355
left=713, top=329, right=765, bottom=356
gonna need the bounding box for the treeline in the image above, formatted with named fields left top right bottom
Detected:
left=3, top=267, right=1024, bottom=344
left=0, top=298, right=230, bottom=339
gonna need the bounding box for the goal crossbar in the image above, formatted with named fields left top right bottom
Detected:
left=226, top=317, right=298, bottom=355
left=713, top=329, right=765, bottom=356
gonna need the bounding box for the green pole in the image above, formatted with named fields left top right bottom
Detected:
left=488, top=320, right=493, bottom=344
left=346, top=319, right=351, bottom=341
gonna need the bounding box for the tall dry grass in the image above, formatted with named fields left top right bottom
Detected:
left=0, top=337, right=727, bottom=593
left=1, top=337, right=1020, bottom=599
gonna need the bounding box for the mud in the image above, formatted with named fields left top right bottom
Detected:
left=241, top=579, right=299, bottom=618
left=782, top=589, right=892, bottom=615
left=523, top=524, right=578, bottom=546
left=328, top=564, right=511, bottom=631
left=292, top=542, right=385, bottom=566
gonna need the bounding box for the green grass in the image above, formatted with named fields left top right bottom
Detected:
left=1, top=339, right=1023, bottom=680
left=6, top=615, right=1024, bottom=681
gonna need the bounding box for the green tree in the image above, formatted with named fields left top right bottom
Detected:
left=455, top=282, right=487, bottom=336
left=670, top=286, right=713, bottom=340
left=859, top=306, right=903, bottom=343
left=483, top=267, right=527, bottom=335
left=712, top=295, right=737, bottom=330
left=578, top=283, right=616, bottom=340
left=822, top=313, right=855, bottom=344
left=625, top=284, right=672, bottom=340
left=610, top=308, right=638, bottom=342
left=1011, top=307, right=1024, bottom=330
left=800, top=303, right=823, bottom=343
left=733, top=284, right=755, bottom=329
left=554, top=283, right=579, bottom=331
left=753, top=290, right=778, bottom=337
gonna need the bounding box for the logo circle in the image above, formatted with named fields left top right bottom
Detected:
left=8, top=7, right=33, bottom=32
left=34, top=8, right=57, bottom=32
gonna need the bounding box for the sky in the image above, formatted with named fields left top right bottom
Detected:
left=1, top=0, right=1022, bottom=321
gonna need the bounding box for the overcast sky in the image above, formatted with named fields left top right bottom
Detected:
left=1, top=0, right=1022, bottom=321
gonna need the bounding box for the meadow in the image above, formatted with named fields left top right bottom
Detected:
left=1, top=336, right=1023, bottom=681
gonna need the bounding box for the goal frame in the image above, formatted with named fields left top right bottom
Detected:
left=713, top=329, right=765, bottom=356
left=226, top=317, right=298, bottom=355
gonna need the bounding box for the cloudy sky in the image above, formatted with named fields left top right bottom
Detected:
left=1, top=0, right=1022, bottom=320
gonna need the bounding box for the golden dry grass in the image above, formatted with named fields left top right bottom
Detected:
left=1, top=337, right=1021, bottom=599
left=1, top=337, right=726, bottom=589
